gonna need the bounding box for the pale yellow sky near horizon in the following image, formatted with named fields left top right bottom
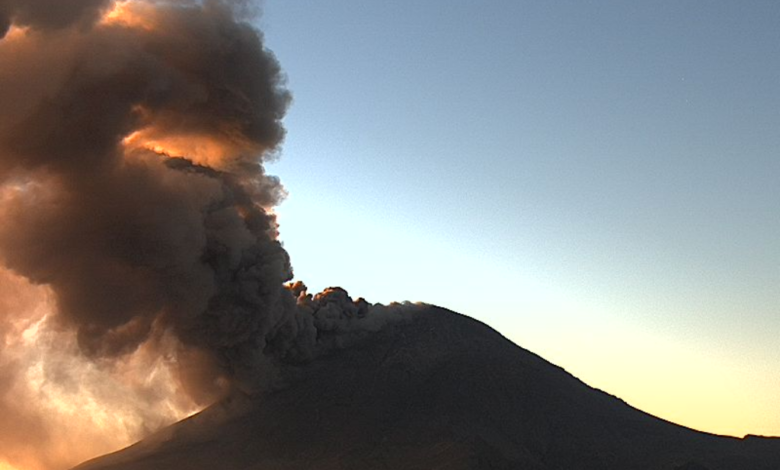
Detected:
left=264, top=0, right=779, bottom=437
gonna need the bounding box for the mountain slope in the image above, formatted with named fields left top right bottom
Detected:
left=74, top=306, right=780, bottom=470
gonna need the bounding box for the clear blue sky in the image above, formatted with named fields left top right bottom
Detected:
left=259, top=1, right=779, bottom=436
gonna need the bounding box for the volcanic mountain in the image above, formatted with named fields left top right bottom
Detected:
left=73, top=306, right=780, bottom=470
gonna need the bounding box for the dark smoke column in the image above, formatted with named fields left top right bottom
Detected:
left=0, top=0, right=369, bottom=399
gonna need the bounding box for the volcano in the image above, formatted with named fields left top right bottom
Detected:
left=73, top=306, right=780, bottom=470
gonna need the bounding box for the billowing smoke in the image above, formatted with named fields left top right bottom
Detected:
left=0, top=2, right=413, bottom=469
left=0, top=0, right=113, bottom=38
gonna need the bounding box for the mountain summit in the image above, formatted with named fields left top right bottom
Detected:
left=74, top=307, right=780, bottom=470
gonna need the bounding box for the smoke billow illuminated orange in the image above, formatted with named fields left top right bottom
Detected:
left=0, top=269, right=200, bottom=470
left=0, top=1, right=291, bottom=468
left=100, top=0, right=155, bottom=30
left=122, top=128, right=260, bottom=171
left=0, top=2, right=411, bottom=469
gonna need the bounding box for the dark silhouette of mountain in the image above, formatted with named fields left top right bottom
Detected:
left=73, top=307, right=780, bottom=470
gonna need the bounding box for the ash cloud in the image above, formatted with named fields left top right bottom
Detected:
left=0, top=0, right=112, bottom=38
left=0, top=1, right=415, bottom=468
left=0, top=0, right=294, bottom=374
left=0, top=268, right=195, bottom=470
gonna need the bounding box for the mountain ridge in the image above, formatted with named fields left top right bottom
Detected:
left=74, top=306, right=780, bottom=470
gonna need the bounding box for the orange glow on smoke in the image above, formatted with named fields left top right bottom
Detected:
left=0, top=269, right=202, bottom=470
left=1, top=1, right=281, bottom=467
left=122, top=124, right=263, bottom=171
left=100, top=1, right=155, bottom=30
left=3, top=25, right=28, bottom=40
left=122, top=129, right=247, bottom=168
left=0, top=460, right=22, bottom=470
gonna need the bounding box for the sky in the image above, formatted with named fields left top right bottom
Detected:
left=259, top=1, right=779, bottom=437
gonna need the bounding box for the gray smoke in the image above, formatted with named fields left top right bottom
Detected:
left=1, top=0, right=291, bottom=386
left=0, top=0, right=113, bottom=38
left=0, top=5, right=414, bottom=464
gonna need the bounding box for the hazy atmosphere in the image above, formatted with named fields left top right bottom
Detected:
left=0, top=2, right=778, bottom=469
left=261, top=1, right=779, bottom=437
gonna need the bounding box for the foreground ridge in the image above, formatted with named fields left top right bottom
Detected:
left=74, top=307, right=780, bottom=470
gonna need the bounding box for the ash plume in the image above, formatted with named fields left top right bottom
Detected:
left=0, top=0, right=113, bottom=38
left=0, top=1, right=414, bottom=469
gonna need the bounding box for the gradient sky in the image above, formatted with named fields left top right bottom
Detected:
left=258, top=1, right=779, bottom=437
